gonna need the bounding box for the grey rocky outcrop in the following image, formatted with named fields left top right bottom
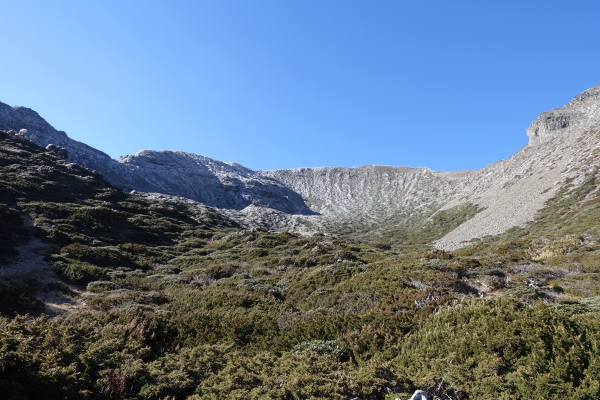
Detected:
left=526, top=84, right=600, bottom=146
left=394, top=390, right=429, bottom=400
left=117, top=150, right=314, bottom=214
left=46, top=143, right=68, bottom=158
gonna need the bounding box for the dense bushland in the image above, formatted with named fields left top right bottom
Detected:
left=2, top=130, right=600, bottom=399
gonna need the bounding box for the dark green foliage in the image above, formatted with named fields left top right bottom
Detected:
left=4, top=130, right=600, bottom=398
left=406, top=202, right=485, bottom=244
left=0, top=204, right=28, bottom=263
left=349, top=202, right=484, bottom=251
left=502, top=285, right=547, bottom=303
left=244, top=247, right=269, bottom=258
left=86, top=280, right=117, bottom=293
left=60, top=243, right=132, bottom=268
left=47, top=228, right=71, bottom=245
left=394, top=300, right=600, bottom=399
left=55, top=260, right=105, bottom=285
left=293, top=340, right=348, bottom=360
left=0, top=282, right=45, bottom=316
left=0, top=131, right=111, bottom=205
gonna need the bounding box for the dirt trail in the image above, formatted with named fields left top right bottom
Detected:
left=0, top=238, right=87, bottom=316
left=0, top=238, right=54, bottom=277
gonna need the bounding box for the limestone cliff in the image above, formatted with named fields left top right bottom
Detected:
left=526, top=84, right=600, bottom=146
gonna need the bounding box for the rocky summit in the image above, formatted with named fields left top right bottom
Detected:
left=1, top=84, right=599, bottom=247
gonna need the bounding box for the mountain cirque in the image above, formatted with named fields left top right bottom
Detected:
left=1, top=84, right=599, bottom=248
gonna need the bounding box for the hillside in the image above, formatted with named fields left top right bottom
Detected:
left=0, top=103, right=313, bottom=216
left=2, top=85, right=599, bottom=248
left=2, top=85, right=600, bottom=399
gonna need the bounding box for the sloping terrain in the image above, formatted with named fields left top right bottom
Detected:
left=434, top=84, right=600, bottom=248
left=0, top=102, right=136, bottom=189
left=2, top=83, right=600, bottom=398
left=2, top=85, right=599, bottom=249
left=0, top=130, right=237, bottom=314
left=0, top=103, right=313, bottom=215
left=118, top=150, right=313, bottom=214
left=262, top=85, right=600, bottom=248
left=2, top=125, right=600, bottom=399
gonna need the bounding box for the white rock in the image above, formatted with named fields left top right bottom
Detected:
left=410, top=390, right=429, bottom=400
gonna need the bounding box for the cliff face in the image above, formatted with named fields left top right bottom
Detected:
left=2, top=83, right=599, bottom=248
left=264, top=166, right=449, bottom=216
left=526, top=85, right=600, bottom=146
left=435, top=84, right=600, bottom=248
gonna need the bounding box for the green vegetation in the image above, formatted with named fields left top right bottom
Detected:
left=382, top=202, right=484, bottom=249
left=0, top=281, right=45, bottom=316
left=2, top=130, right=600, bottom=399
left=344, top=202, right=484, bottom=252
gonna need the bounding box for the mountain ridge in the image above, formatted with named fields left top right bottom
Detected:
left=1, top=83, right=599, bottom=248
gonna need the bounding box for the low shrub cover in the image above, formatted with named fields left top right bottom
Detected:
left=2, top=131, right=600, bottom=399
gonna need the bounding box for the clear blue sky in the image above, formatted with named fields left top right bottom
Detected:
left=1, top=1, right=599, bottom=171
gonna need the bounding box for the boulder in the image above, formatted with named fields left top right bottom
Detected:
left=56, top=147, right=68, bottom=158
left=410, top=390, right=429, bottom=400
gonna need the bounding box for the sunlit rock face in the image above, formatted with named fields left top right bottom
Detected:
left=409, top=390, right=429, bottom=400
left=527, top=84, right=600, bottom=146
left=0, top=102, right=136, bottom=189
left=117, top=150, right=314, bottom=214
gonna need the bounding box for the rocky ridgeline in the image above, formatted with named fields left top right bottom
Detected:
left=527, top=84, right=600, bottom=145
left=1, top=84, right=599, bottom=247
left=118, top=150, right=313, bottom=214
left=262, top=84, right=600, bottom=247
left=0, top=102, right=313, bottom=215
left=434, top=84, right=600, bottom=249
